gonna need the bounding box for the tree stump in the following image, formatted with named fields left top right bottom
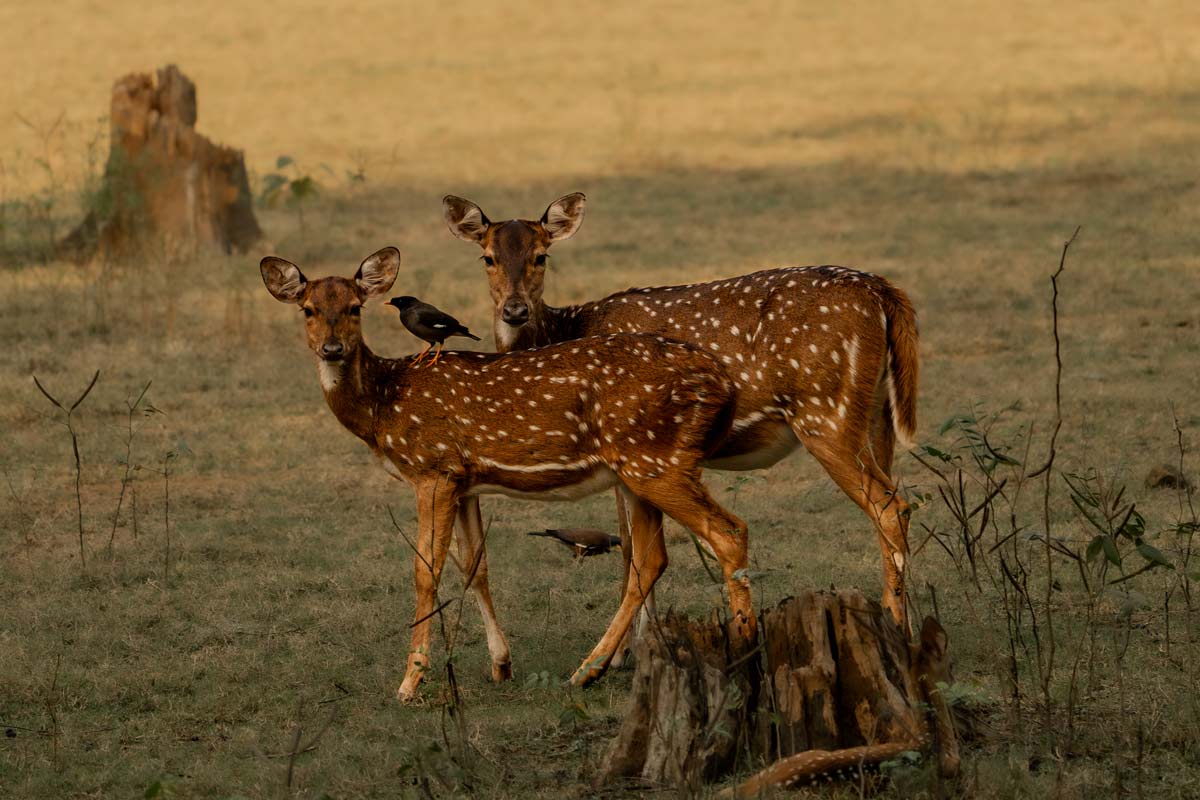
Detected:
left=597, top=589, right=959, bottom=793
left=61, top=64, right=260, bottom=261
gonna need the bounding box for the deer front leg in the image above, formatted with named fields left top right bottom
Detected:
left=398, top=479, right=459, bottom=702
left=571, top=488, right=666, bottom=687
left=454, top=496, right=513, bottom=682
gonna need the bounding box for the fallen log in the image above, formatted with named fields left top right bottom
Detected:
left=596, top=589, right=959, bottom=793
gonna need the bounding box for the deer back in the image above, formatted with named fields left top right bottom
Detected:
left=370, top=333, right=735, bottom=493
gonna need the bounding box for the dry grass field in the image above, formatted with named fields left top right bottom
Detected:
left=2, top=2, right=1200, bottom=798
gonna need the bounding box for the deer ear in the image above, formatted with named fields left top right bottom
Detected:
left=355, top=247, right=401, bottom=298
left=443, top=195, right=491, bottom=244
left=260, top=256, right=307, bottom=303
left=540, top=192, right=586, bottom=242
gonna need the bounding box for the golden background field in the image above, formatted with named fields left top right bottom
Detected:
left=4, top=1, right=1199, bottom=192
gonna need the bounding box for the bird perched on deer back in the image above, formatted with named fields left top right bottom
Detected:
left=386, top=296, right=481, bottom=366
left=527, top=528, right=622, bottom=559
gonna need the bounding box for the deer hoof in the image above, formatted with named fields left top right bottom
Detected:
left=491, top=661, right=513, bottom=682
left=396, top=682, right=424, bottom=704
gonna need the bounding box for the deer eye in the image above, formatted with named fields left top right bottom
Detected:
left=482, top=256, right=495, bottom=267
left=534, top=254, right=547, bottom=267
left=302, top=307, right=314, bottom=318
left=349, top=306, right=362, bottom=316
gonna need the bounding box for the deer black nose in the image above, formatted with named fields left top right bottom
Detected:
left=501, top=299, right=529, bottom=326
left=320, top=341, right=344, bottom=360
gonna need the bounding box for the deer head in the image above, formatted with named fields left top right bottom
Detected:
left=260, top=247, right=401, bottom=362
left=442, top=193, right=586, bottom=334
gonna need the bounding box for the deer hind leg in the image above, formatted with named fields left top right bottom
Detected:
left=628, top=470, right=756, bottom=641
left=611, top=486, right=657, bottom=669
left=795, top=422, right=910, bottom=628
left=570, top=486, right=666, bottom=687
left=398, top=479, right=460, bottom=702
left=869, top=397, right=898, bottom=478
left=454, top=497, right=512, bottom=682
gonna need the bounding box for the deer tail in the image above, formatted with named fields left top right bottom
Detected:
left=880, top=283, right=919, bottom=449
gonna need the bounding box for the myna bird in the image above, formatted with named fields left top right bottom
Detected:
left=527, top=528, right=622, bottom=559
left=386, top=296, right=481, bottom=366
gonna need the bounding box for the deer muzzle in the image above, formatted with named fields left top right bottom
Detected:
left=319, top=339, right=345, bottom=361
left=501, top=298, right=530, bottom=326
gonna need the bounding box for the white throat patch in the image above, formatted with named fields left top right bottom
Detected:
left=317, top=360, right=343, bottom=392
left=494, top=321, right=522, bottom=350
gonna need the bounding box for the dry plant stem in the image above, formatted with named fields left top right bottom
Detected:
left=131, top=484, right=139, bottom=541
left=1036, top=226, right=1079, bottom=733
left=161, top=452, right=174, bottom=581
left=3, top=466, right=36, bottom=549
left=285, top=700, right=304, bottom=792
left=278, top=700, right=338, bottom=793
left=44, top=652, right=62, bottom=764
left=108, top=381, right=151, bottom=553
left=32, top=370, right=100, bottom=575
left=1171, top=406, right=1196, bottom=611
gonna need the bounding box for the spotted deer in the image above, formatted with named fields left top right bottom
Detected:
left=259, top=247, right=754, bottom=701
left=443, top=193, right=920, bottom=632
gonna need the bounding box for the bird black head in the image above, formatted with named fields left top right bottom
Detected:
left=387, top=296, right=418, bottom=311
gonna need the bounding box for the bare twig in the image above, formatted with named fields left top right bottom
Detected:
left=161, top=452, right=175, bottom=581
left=108, top=381, right=152, bottom=554
left=32, top=371, right=100, bottom=574
left=1038, top=226, right=1080, bottom=731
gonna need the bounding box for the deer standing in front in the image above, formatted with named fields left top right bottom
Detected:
left=443, top=193, right=920, bottom=641
left=260, top=247, right=753, bottom=701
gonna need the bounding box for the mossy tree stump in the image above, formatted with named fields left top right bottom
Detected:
left=62, top=64, right=260, bottom=261
left=597, top=589, right=958, bottom=793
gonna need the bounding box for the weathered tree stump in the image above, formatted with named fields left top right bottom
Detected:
left=61, top=64, right=260, bottom=261
left=597, top=589, right=959, bottom=793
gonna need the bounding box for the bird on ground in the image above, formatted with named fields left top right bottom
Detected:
left=386, top=296, right=481, bottom=366
left=527, top=528, right=622, bottom=559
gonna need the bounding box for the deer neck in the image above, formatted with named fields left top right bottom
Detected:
left=316, top=344, right=389, bottom=443
left=494, top=303, right=579, bottom=352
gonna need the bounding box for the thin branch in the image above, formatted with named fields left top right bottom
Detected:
left=1038, top=226, right=1080, bottom=732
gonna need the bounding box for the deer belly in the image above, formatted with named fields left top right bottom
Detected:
left=466, top=464, right=620, bottom=501
left=704, top=419, right=800, bottom=471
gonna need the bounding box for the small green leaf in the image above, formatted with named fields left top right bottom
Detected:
left=939, top=414, right=970, bottom=435
left=1086, top=535, right=1104, bottom=562
left=1120, top=509, right=1146, bottom=540
left=1135, top=543, right=1172, bottom=567
left=921, top=445, right=953, bottom=462
left=275, top=155, right=294, bottom=169
left=290, top=175, right=319, bottom=200
left=1101, top=536, right=1121, bottom=566
left=990, top=450, right=1021, bottom=467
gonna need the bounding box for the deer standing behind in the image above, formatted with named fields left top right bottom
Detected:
left=260, top=247, right=753, bottom=701
left=443, top=193, right=920, bottom=635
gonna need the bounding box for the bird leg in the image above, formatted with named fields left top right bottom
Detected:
left=428, top=341, right=445, bottom=366
left=412, top=343, right=432, bottom=367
